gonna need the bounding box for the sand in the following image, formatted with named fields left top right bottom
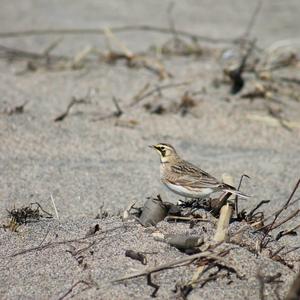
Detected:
left=0, top=1, right=300, bottom=299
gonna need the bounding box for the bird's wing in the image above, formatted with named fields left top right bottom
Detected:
left=169, top=161, right=222, bottom=189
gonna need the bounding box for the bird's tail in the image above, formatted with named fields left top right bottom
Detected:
left=223, top=189, right=250, bottom=199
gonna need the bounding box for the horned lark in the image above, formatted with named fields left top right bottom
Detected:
left=150, top=143, right=248, bottom=200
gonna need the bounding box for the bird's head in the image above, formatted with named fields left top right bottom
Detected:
left=149, top=143, right=179, bottom=163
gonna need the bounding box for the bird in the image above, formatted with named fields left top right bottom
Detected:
left=149, top=143, right=249, bottom=200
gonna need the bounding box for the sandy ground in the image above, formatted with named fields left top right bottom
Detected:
left=1, top=217, right=299, bottom=300
left=0, top=1, right=300, bottom=299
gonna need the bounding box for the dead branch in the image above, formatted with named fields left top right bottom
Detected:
left=92, top=96, right=125, bottom=121
left=242, top=0, right=264, bottom=40
left=180, top=257, right=244, bottom=298
left=113, top=250, right=228, bottom=282
left=66, top=241, right=96, bottom=257
left=104, top=27, right=133, bottom=58
left=0, top=25, right=240, bottom=45
left=0, top=43, right=71, bottom=74
left=261, top=179, right=300, bottom=231
left=54, top=96, right=89, bottom=122
left=131, top=55, right=172, bottom=80
left=0, top=44, right=66, bottom=61
left=165, top=216, right=213, bottom=223
left=147, top=273, right=160, bottom=297
left=132, top=83, right=150, bottom=103
left=275, top=223, right=300, bottom=241
left=112, top=96, right=123, bottom=117
left=271, top=209, right=300, bottom=232
left=175, top=272, right=226, bottom=299
left=42, top=37, right=63, bottom=57
left=6, top=225, right=124, bottom=258
left=247, top=200, right=270, bottom=220
left=58, top=279, right=97, bottom=300
left=101, top=50, right=171, bottom=80
left=214, top=261, right=245, bottom=280
left=1, top=40, right=170, bottom=78
left=258, top=179, right=300, bottom=249
left=282, top=246, right=300, bottom=256
left=271, top=254, right=294, bottom=270
left=130, top=81, right=191, bottom=106
left=234, top=174, right=250, bottom=217
left=101, top=29, right=171, bottom=79
left=225, top=39, right=256, bottom=94
left=269, top=246, right=285, bottom=258
left=263, top=196, right=300, bottom=224
left=38, top=228, right=51, bottom=248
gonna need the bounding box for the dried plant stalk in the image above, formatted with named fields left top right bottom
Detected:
left=213, top=174, right=234, bottom=242
left=213, top=204, right=233, bottom=243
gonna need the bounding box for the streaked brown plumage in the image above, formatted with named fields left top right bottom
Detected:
left=150, top=143, right=248, bottom=199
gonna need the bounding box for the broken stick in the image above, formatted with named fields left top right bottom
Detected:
left=213, top=174, right=235, bottom=242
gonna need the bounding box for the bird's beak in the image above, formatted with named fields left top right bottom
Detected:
left=148, top=145, right=156, bottom=149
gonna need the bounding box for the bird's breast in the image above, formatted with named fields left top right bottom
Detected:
left=159, top=163, right=168, bottom=180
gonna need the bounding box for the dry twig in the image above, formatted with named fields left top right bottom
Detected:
left=6, top=225, right=124, bottom=258
left=130, top=81, right=191, bottom=106
left=58, top=278, right=97, bottom=300
left=242, top=0, right=264, bottom=40
left=54, top=96, right=89, bottom=122
left=0, top=25, right=239, bottom=45
left=113, top=250, right=227, bottom=282
left=276, top=223, right=300, bottom=241
left=258, top=179, right=300, bottom=250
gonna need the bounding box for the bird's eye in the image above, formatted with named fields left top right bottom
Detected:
left=160, top=147, right=165, bottom=150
